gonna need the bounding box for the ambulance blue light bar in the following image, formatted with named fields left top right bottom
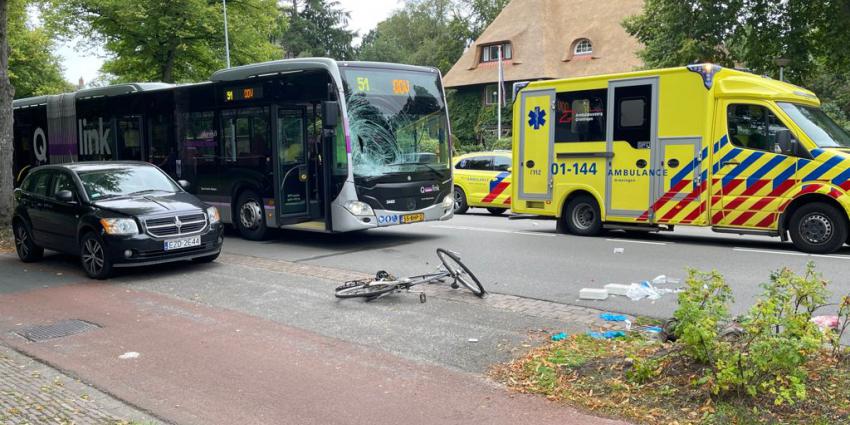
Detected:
left=687, top=64, right=722, bottom=90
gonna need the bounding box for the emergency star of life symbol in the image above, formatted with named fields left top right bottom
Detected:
left=528, top=106, right=546, bottom=130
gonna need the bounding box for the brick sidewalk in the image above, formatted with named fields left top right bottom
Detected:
left=0, top=344, right=160, bottom=425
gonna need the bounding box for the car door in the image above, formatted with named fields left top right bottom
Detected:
left=22, top=171, right=54, bottom=247
left=43, top=172, right=86, bottom=253
left=466, top=156, right=495, bottom=205
left=484, top=155, right=512, bottom=206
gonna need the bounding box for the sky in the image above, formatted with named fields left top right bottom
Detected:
left=57, top=0, right=403, bottom=85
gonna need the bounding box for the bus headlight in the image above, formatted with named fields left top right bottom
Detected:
left=442, top=194, right=454, bottom=209
left=100, top=218, right=139, bottom=235
left=207, top=206, right=220, bottom=224
left=344, top=200, right=374, bottom=216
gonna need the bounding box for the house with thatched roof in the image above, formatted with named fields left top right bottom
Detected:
left=444, top=0, right=644, bottom=110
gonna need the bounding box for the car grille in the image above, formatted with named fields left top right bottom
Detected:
left=144, top=212, right=207, bottom=238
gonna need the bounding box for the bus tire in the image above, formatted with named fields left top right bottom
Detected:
left=563, top=195, right=602, bottom=236
left=486, top=207, right=507, bottom=215
left=235, top=190, right=268, bottom=241
left=454, top=186, right=469, bottom=214
left=789, top=202, right=847, bottom=254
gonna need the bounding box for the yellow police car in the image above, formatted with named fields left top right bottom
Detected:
left=453, top=151, right=512, bottom=215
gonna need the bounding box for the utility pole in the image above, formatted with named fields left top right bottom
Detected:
left=223, top=0, right=231, bottom=68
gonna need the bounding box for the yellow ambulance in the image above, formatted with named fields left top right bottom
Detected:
left=453, top=151, right=512, bottom=215
left=511, top=64, right=850, bottom=253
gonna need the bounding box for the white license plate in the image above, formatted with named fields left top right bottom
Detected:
left=163, top=236, right=201, bottom=251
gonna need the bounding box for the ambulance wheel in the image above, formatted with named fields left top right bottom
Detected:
left=789, top=202, right=848, bottom=254
left=486, top=208, right=507, bottom=215
left=453, top=186, right=469, bottom=214
left=564, top=195, right=602, bottom=236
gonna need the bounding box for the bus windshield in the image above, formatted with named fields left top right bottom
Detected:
left=778, top=102, right=850, bottom=148
left=341, top=67, right=450, bottom=179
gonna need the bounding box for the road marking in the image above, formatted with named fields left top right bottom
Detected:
left=605, top=238, right=668, bottom=246
left=431, top=225, right=557, bottom=237
left=810, top=254, right=850, bottom=260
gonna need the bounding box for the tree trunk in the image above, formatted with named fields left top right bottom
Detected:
left=161, top=43, right=177, bottom=83
left=0, top=0, right=15, bottom=226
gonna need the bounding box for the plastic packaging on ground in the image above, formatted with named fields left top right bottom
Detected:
left=551, top=332, right=568, bottom=341
left=587, top=330, right=626, bottom=340
left=812, top=315, right=839, bottom=331
left=579, top=288, right=608, bottom=300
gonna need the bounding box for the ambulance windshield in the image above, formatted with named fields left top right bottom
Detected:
left=779, top=103, right=850, bottom=148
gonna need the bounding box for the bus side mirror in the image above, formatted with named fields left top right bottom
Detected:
left=322, top=101, right=339, bottom=129
left=774, top=129, right=797, bottom=156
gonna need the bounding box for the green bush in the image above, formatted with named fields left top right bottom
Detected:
left=674, top=263, right=829, bottom=405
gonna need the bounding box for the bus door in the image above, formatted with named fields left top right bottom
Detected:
left=517, top=89, right=555, bottom=202
left=605, top=78, right=658, bottom=221
left=274, top=107, right=310, bottom=219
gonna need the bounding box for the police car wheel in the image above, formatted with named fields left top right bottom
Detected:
left=486, top=208, right=507, bottom=215
left=453, top=186, right=469, bottom=214
left=564, top=195, right=602, bottom=236
left=789, top=202, right=847, bottom=254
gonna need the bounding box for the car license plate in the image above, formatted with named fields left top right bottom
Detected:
left=401, top=213, right=425, bottom=224
left=164, top=236, right=201, bottom=251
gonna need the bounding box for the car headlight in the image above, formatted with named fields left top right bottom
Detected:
left=442, top=193, right=454, bottom=209
left=344, top=200, right=374, bottom=216
left=207, top=206, right=220, bottom=224
left=100, top=218, right=139, bottom=235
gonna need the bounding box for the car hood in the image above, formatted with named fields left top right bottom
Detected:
left=93, top=192, right=206, bottom=217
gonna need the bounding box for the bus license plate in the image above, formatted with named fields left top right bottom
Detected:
left=402, top=213, right=425, bottom=224
left=164, top=236, right=201, bottom=251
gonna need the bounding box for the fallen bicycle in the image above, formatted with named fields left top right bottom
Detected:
left=334, top=248, right=486, bottom=302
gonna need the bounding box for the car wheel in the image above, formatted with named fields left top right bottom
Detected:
left=486, top=207, right=507, bottom=215
left=453, top=186, right=469, bottom=214
left=80, top=232, right=113, bottom=279
left=789, top=202, right=848, bottom=254
left=13, top=221, right=43, bottom=263
left=192, top=252, right=220, bottom=263
left=236, top=190, right=268, bottom=240
left=563, top=195, right=603, bottom=236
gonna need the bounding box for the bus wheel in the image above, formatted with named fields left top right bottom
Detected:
left=564, top=195, right=602, bottom=236
left=236, top=190, right=268, bottom=241
left=454, top=187, right=469, bottom=214
left=486, top=207, right=507, bottom=215
left=789, top=202, right=847, bottom=254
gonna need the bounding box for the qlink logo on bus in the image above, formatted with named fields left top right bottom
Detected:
left=79, top=118, right=112, bottom=156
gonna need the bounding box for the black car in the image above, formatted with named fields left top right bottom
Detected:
left=12, top=162, right=224, bottom=279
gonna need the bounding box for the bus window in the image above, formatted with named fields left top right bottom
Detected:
left=221, top=107, right=270, bottom=168
left=117, top=115, right=143, bottom=160
left=181, top=111, right=217, bottom=180
left=148, top=114, right=175, bottom=175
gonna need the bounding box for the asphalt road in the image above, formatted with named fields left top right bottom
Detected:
left=224, top=208, right=850, bottom=318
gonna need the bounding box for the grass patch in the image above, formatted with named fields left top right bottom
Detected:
left=492, top=333, right=850, bottom=424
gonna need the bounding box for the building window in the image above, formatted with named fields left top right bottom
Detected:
left=484, top=84, right=501, bottom=105
left=480, top=42, right=512, bottom=63
left=574, top=39, right=592, bottom=56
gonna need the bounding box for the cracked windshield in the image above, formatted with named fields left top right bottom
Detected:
left=341, top=68, right=450, bottom=179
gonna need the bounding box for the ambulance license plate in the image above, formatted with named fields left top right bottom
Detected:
left=164, top=236, right=201, bottom=251
left=401, top=213, right=425, bottom=224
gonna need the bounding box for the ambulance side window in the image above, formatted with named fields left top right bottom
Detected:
left=727, top=104, right=790, bottom=153
left=613, top=85, right=653, bottom=149
left=555, top=89, right=607, bottom=143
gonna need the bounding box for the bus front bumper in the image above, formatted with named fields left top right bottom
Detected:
left=331, top=202, right=453, bottom=231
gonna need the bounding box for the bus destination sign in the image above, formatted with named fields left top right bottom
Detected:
left=224, top=85, right=264, bottom=102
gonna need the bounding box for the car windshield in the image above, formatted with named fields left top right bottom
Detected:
left=341, top=67, right=450, bottom=179
left=778, top=102, right=850, bottom=148
left=77, top=166, right=179, bottom=200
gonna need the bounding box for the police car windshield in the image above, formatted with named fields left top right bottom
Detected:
left=78, top=166, right=179, bottom=200
left=778, top=103, right=850, bottom=148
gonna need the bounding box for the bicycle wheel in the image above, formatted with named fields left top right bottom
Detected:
left=436, top=248, right=485, bottom=297
left=335, top=280, right=398, bottom=299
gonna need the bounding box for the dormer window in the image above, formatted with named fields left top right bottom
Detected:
left=574, top=39, right=592, bottom=56
left=480, top=42, right=512, bottom=63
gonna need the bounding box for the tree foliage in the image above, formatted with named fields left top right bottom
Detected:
left=279, top=0, right=355, bottom=59
left=7, top=0, right=72, bottom=98
left=1, top=0, right=13, bottom=225
left=47, top=0, right=281, bottom=83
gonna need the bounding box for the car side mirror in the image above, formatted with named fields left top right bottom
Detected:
left=322, top=101, right=339, bottom=129
left=177, top=180, right=190, bottom=190
left=774, top=129, right=797, bottom=155
left=507, top=166, right=513, bottom=173
left=55, top=190, right=74, bottom=203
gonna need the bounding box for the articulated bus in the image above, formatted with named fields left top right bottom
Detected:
left=12, top=59, right=455, bottom=240
left=513, top=64, right=850, bottom=253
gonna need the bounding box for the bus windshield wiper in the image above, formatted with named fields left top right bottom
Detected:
left=410, top=162, right=446, bottom=179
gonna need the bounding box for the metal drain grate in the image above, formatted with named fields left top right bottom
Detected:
left=16, top=320, right=101, bottom=342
